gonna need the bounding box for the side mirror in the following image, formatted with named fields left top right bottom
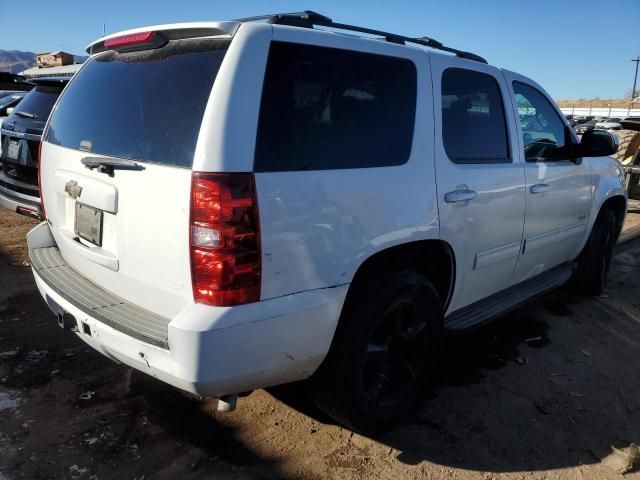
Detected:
left=577, top=129, right=618, bottom=157
left=6, top=107, right=14, bottom=115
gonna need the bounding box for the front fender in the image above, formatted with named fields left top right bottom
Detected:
left=584, top=156, right=627, bottom=247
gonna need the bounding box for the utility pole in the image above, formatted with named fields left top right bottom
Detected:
left=630, top=56, right=639, bottom=115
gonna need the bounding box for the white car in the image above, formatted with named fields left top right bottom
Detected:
left=27, top=11, right=625, bottom=432
left=596, top=117, right=622, bottom=130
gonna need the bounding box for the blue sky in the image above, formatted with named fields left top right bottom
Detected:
left=1, top=0, right=639, bottom=99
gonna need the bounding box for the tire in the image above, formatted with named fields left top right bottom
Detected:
left=612, top=130, right=640, bottom=164
left=307, top=271, right=443, bottom=433
left=574, top=209, right=617, bottom=296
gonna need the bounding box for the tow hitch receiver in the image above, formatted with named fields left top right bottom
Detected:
left=57, top=312, right=77, bottom=331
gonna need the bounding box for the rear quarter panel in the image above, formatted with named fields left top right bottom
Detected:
left=254, top=29, right=437, bottom=300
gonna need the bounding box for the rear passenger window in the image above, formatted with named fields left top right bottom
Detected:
left=254, top=42, right=417, bottom=172
left=441, top=68, right=509, bottom=163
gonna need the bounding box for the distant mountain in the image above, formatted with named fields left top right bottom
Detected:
left=0, top=50, right=87, bottom=74
left=0, top=50, right=36, bottom=74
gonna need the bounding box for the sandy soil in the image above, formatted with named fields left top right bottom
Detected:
left=1, top=209, right=640, bottom=479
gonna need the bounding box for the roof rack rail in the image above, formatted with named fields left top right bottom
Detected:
left=236, top=10, right=487, bottom=64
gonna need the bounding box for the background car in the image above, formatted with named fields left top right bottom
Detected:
left=595, top=117, right=622, bottom=130
left=575, top=118, right=599, bottom=134
left=0, top=77, right=68, bottom=218
left=0, top=92, right=27, bottom=154
left=620, top=116, right=640, bottom=132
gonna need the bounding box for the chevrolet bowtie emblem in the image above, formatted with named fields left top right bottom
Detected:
left=64, top=180, right=82, bottom=199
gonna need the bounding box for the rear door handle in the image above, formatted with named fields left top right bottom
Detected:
left=444, top=189, right=477, bottom=203
left=530, top=183, right=550, bottom=194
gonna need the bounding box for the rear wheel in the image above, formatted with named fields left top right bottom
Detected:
left=574, top=209, right=618, bottom=296
left=307, top=271, right=443, bottom=433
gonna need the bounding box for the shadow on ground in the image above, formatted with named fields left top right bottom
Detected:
left=271, top=278, right=640, bottom=473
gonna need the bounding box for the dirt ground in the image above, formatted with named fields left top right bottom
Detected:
left=2, top=209, right=640, bottom=480
left=556, top=99, right=634, bottom=109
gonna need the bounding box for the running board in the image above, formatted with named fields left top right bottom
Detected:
left=445, top=264, right=573, bottom=331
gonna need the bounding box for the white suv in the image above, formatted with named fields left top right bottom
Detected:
left=27, top=11, right=625, bottom=432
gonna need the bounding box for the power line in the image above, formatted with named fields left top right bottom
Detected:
left=631, top=56, right=639, bottom=100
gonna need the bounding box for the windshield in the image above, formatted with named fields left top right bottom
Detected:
left=12, top=86, right=61, bottom=121
left=46, top=39, right=229, bottom=168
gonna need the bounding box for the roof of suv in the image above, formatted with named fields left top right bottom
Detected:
left=86, top=10, right=487, bottom=64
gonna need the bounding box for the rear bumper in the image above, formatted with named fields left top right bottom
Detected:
left=27, top=221, right=348, bottom=396
left=0, top=182, right=41, bottom=218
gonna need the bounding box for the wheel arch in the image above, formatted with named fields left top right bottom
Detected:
left=345, top=240, right=456, bottom=313
left=599, top=194, right=627, bottom=241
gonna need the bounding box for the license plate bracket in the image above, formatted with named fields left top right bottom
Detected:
left=6, top=140, right=19, bottom=161
left=75, top=202, right=103, bottom=247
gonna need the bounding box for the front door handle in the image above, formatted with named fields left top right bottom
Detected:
left=530, top=183, right=550, bottom=194
left=444, top=189, right=477, bottom=203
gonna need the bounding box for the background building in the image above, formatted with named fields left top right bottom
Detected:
left=35, top=51, right=73, bottom=68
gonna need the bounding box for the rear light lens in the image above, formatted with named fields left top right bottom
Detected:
left=104, top=31, right=156, bottom=49
left=37, top=141, right=45, bottom=220
left=190, top=173, right=260, bottom=306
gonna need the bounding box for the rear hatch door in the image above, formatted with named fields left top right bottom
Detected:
left=40, top=34, right=230, bottom=318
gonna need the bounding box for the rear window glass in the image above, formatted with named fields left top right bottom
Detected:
left=46, top=40, right=228, bottom=168
left=441, top=68, right=509, bottom=163
left=254, top=42, right=417, bottom=172
left=13, top=86, right=61, bottom=121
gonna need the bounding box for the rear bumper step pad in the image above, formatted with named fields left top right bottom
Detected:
left=29, top=246, right=170, bottom=349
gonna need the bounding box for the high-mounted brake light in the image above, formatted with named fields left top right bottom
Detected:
left=190, top=173, right=261, bottom=306
left=37, top=141, right=45, bottom=220
left=104, top=31, right=156, bottom=49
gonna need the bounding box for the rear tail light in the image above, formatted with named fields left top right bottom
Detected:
left=190, top=173, right=261, bottom=306
left=37, top=141, right=45, bottom=220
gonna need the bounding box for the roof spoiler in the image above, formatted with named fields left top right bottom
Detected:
left=86, top=22, right=240, bottom=55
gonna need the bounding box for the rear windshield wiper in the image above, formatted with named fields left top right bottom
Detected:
left=81, top=156, right=144, bottom=176
left=14, top=111, right=38, bottom=119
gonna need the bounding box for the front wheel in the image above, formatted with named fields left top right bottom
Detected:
left=574, top=209, right=618, bottom=296
left=307, top=271, right=443, bottom=433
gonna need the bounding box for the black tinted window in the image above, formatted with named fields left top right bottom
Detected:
left=254, top=42, right=417, bottom=171
left=441, top=68, right=509, bottom=163
left=13, top=86, right=62, bottom=121
left=46, top=40, right=228, bottom=168
left=513, top=81, right=567, bottom=161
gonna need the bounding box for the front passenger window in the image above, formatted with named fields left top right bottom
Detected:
left=513, top=82, right=567, bottom=161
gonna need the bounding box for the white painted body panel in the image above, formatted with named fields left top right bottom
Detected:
left=502, top=71, right=594, bottom=283
left=254, top=26, right=437, bottom=300
left=40, top=142, right=194, bottom=318
left=429, top=54, right=526, bottom=313
left=30, top=236, right=348, bottom=397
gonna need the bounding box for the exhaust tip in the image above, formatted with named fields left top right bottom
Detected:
left=217, top=394, right=237, bottom=412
